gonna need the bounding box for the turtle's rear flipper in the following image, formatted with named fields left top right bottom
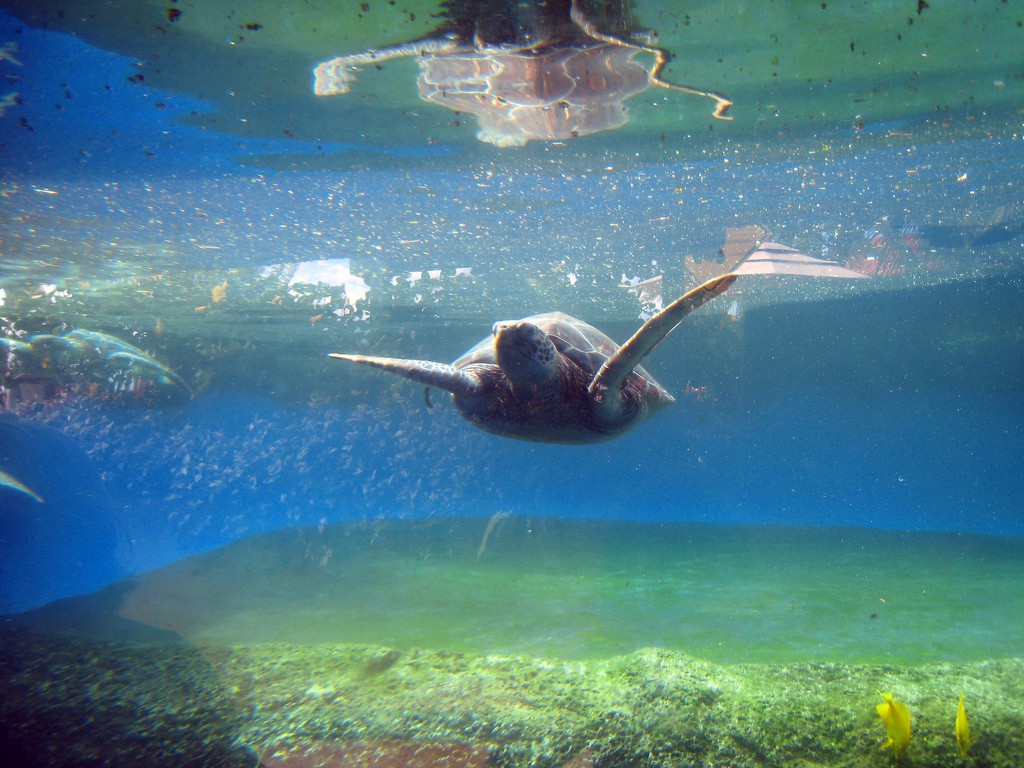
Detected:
left=588, top=273, right=737, bottom=402
left=329, top=353, right=482, bottom=398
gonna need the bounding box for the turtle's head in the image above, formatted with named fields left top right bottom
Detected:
left=493, top=320, right=559, bottom=389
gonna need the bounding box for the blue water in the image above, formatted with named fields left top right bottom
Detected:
left=0, top=0, right=1021, bottom=608
left=4, top=279, right=1021, bottom=612
left=1, top=2, right=1023, bottom=765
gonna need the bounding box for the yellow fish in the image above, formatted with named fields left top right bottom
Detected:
left=956, top=691, right=973, bottom=757
left=876, top=691, right=911, bottom=758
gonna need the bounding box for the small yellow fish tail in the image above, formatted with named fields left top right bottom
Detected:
left=956, top=691, right=973, bottom=757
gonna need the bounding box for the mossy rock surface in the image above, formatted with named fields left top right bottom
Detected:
left=0, top=628, right=251, bottom=768
left=7, top=627, right=1017, bottom=768
left=222, top=643, right=1023, bottom=767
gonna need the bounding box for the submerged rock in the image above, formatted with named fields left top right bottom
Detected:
left=0, top=627, right=251, bottom=768
left=4, top=624, right=1020, bottom=767
left=225, top=643, right=1024, bottom=767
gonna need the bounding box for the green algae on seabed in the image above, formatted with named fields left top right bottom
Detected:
left=0, top=628, right=252, bottom=768
left=218, top=644, right=1024, bottom=767
left=7, top=625, right=1020, bottom=768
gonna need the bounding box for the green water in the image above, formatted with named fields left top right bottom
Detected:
left=7, top=519, right=1024, bottom=768
left=3, top=0, right=1020, bottom=158
left=101, top=518, right=1024, bottom=665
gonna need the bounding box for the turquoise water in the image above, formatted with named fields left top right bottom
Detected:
left=36, top=518, right=1024, bottom=666
left=1, top=0, right=1023, bottom=765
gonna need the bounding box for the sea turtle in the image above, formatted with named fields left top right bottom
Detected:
left=313, top=0, right=731, bottom=146
left=330, top=273, right=736, bottom=443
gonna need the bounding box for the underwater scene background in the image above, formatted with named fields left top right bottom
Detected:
left=1, top=1, right=1022, bottom=766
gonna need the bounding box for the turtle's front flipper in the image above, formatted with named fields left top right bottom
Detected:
left=314, top=36, right=462, bottom=96
left=330, top=354, right=482, bottom=398
left=588, top=273, right=737, bottom=400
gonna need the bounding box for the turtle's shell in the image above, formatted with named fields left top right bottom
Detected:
left=417, top=43, right=651, bottom=146
left=452, top=311, right=671, bottom=400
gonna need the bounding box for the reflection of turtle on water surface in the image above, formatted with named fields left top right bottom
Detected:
left=330, top=274, right=736, bottom=444
left=314, top=0, right=732, bottom=146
